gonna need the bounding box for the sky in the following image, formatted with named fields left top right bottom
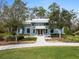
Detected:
left=6, top=0, right=79, bottom=12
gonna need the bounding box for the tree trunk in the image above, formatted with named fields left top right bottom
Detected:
left=15, top=28, right=18, bottom=43
left=15, top=35, right=18, bottom=43
left=59, top=29, right=62, bottom=40
left=59, top=33, right=61, bottom=39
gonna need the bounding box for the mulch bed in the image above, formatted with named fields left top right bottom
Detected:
left=0, top=41, right=36, bottom=46
left=45, top=37, right=64, bottom=41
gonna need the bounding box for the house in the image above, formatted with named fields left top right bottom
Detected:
left=17, top=19, right=64, bottom=36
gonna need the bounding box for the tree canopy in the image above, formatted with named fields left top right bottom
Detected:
left=48, top=3, right=77, bottom=30
left=0, top=1, right=78, bottom=35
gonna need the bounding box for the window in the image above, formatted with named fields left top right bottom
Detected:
left=46, top=23, right=48, bottom=25
left=46, top=29, right=48, bottom=34
left=51, top=29, right=54, bottom=33
left=44, top=23, right=48, bottom=25
left=27, top=28, right=30, bottom=33
left=33, top=29, right=35, bottom=33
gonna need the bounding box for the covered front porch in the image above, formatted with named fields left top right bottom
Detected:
left=33, top=26, right=50, bottom=36
left=35, top=29, right=47, bottom=35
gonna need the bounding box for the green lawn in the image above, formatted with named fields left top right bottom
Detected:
left=0, top=47, right=79, bottom=59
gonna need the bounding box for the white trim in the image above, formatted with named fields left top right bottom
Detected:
left=35, top=26, right=46, bottom=29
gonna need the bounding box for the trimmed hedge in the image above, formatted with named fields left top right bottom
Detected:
left=17, top=35, right=37, bottom=41
left=23, top=37, right=37, bottom=41
left=5, top=35, right=15, bottom=41
left=51, top=34, right=65, bottom=37
left=17, top=35, right=24, bottom=41
left=51, top=34, right=59, bottom=37
left=0, top=33, right=37, bottom=41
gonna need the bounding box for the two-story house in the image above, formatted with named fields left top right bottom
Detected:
left=17, top=19, right=64, bottom=36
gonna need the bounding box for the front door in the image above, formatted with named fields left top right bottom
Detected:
left=38, top=29, right=41, bottom=35
left=40, top=29, right=43, bottom=35
left=37, top=29, right=43, bottom=35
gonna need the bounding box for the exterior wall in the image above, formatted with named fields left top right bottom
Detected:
left=51, top=28, right=65, bottom=34
left=17, top=26, right=64, bottom=35
left=17, top=25, right=51, bottom=36
left=17, top=19, right=65, bottom=35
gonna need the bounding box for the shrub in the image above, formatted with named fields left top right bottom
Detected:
left=2, top=35, right=15, bottom=41
left=0, top=33, right=37, bottom=41
left=23, top=37, right=37, bottom=41
left=17, top=35, right=37, bottom=41
left=64, top=27, right=72, bottom=35
left=51, top=34, right=59, bottom=37
left=0, top=32, right=14, bottom=41
left=62, top=35, right=79, bottom=42
left=17, top=35, right=24, bottom=41
left=6, top=35, right=15, bottom=41
left=0, top=35, right=5, bottom=41
left=74, top=31, right=79, bottom=35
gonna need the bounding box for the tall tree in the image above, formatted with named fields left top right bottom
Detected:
left=3, top=0, right=28, bottom=42
left=48, top=3, right=77, bottom=38
left=0, top=0, right=5, bottom=10
left=49, top=3, right=60, bottom=29
left=0, top=0, right=8, bottom=33
left=30, top=7, right=39, bottom=18
left=31, top=6, right=46, bottom=18
left=37, top=7, right=46, bottom=18
left=48, top=3, right=62, bottom=38
left=61, top=9, right=77, bottom=34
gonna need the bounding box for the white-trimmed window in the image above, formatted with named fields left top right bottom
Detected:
left=33, top=29, right=35, bottom=33
left=51, top=29, right=54, bottom=33
left=27, top=28, right=30, bottom=33
left=45, top=29, right=48, bottom=34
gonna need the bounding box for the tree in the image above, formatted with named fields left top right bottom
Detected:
left=49, top=3, right=60, bottom=27
left=48, top=3, right=60, bottom=28
left=10, top=0, right=28, bottom=41
left=31, top=6, right=46, bottom=18
left=30, top=7, right=38, bottom=19
left=0, top=0, right=6, bottom=10
left=2, top=0, right=28, bottom=42
left=0, top=0, right=8, bottom=33
left=48, top=3, right=77, bottom=39
left=37, top=7, right=46, bottom=18
left=61, top=9, right=77, bottom=34
left=48, top=3, right=62, bottom=38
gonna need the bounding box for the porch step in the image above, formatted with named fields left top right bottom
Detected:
left=35, top=36, right=46, bottom=44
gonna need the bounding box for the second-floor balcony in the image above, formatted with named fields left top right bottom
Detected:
left=34, top=26, right=48, bottom=29
left=32, top=23, right=49, bottom=26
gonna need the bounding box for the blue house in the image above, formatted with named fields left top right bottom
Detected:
left=17, top=19, right=64, bottom=36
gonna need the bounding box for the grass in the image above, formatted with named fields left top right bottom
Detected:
left=0, top=47, right=79, bottom=59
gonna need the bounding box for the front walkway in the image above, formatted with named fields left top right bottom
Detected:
left=35, top=36, right=46, bottom=44
left=0, top=36, right=79, bottom=50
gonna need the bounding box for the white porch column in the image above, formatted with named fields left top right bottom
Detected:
left=35, top=29, right=36, bottom=35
